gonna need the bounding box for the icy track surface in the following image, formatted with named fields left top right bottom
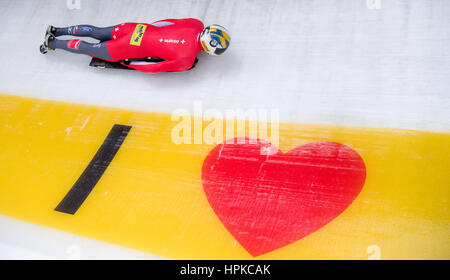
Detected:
left=0, top=0, right=449, bottom=259
left=0, top=0, right=449, bottom=131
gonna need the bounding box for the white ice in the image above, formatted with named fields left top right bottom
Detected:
left=0, top=0, right=449, bottom=259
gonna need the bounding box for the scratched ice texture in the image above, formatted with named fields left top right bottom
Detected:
left=0, top=0, right=448, bottom=259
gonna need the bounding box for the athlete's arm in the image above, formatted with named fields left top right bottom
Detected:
left=122, top=58, right=194, bottom=73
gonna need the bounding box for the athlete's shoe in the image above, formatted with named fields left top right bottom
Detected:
left=46, top=25, right=57, bottom=37
left=40, top=33, right=55, bottom=54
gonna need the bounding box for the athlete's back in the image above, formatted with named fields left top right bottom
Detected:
left=107, top=19, right=205, bottom=72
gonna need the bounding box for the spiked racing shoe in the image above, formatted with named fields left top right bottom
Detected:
left=40, top=33, right=55, bottom=54
left=46, top=25, right=57, bottom=37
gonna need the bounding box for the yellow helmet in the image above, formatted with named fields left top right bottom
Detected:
left=200, top=24, right=231, bottom=56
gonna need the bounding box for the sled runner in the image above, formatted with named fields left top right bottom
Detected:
left=89, top=57, right=199, bottom=71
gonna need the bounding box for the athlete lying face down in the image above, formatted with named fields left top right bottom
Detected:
left=40, top=18, right=230, bottom=73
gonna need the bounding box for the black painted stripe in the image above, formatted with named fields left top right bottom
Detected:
left=55, top=124, right=132, bottom=215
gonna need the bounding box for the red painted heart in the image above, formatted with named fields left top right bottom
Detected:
left=202, top=138, right=366, bottom=257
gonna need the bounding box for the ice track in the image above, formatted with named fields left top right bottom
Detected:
left=0, top=0, right=449, bottom=259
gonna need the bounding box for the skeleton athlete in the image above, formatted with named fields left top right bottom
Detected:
left=40, top=18, right=230, bottom=73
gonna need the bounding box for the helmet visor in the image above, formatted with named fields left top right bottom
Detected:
left=214, top=47, right=227, bottom=55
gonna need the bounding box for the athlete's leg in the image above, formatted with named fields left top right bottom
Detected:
left=49, top=39, right=114, bottom=61
left=54, top=25, right=116, bottom=41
